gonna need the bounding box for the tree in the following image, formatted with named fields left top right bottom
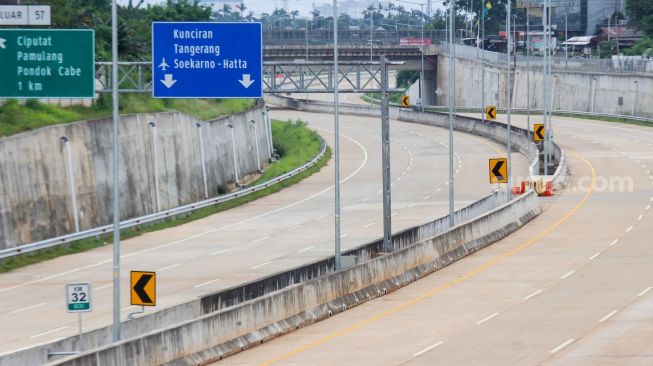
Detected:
left=626, top=0, right=653, bottom=37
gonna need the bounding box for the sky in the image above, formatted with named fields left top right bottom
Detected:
left=203, top=0, right=433, bottom=18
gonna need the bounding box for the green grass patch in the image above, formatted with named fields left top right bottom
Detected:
left=0, top=94, right=256, bottom=137
left=0, top=119, right=329, bottom=273
left=366, top=92, right=404, bottom=105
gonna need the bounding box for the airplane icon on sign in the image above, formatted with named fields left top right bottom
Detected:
left=158, top=58, right=169, bottom=71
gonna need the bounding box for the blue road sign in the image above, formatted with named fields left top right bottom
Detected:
left=152, top=22, right=262, bottom=98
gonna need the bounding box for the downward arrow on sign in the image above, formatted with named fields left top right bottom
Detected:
left=239, top=74, right=255, bottom=88
left=161, top=74, right=177, bottom=88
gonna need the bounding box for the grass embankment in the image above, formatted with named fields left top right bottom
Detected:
left=0, top=94, right=255, bottom=137
left=366, top=92, right=404, bottom=105
left=0, top=119, right=330, bottom=273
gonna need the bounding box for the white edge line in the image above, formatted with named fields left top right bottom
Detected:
left=95, top=284, right=112, bottom=291
left=550, top=339, right=575, bottom=354
left=413, top=341, right=444, bottom=357
left=626, top=225, right=634, bottom=233
left=251, top=261, right=273, bottom=270
left=561, top=270, right=576, bottom=279
left=523, top=289, right=542, bottom=301
left=609, top=239, right=620, bottom=246
left=638, top=286, right=653, bottom=297
left=363, top=222, right=376, bottom=229
left=423, top=195, right=431, bottom=200
left=30, top=326, right=70, bottom=339
left=157, top=263, right=180, bottom=272
left=599, top=310, right=618, bottom=323
left=589, top=252, right=601, bottom=260
left=10, top=302, right=48, bottom=314
left=194, top=278, right=221, bottom=288
left=638, top=215, right=644, bottom=221
left=297, top=246, right=314, bottom=253
left=252, top=236, right=270, bottom=244
left=475, top=312, right=499, bottom=325
left=210, top=249, right=231, bottom=256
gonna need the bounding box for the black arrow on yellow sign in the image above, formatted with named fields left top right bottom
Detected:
left=131, top=271, right=156, bottom=306
left=401, top=95, right=410, bottom=107
left=485, top=106, right=497, bottom=120
left=533, top=123, right=545, bottom=141
left=489, top=158, right=508, bottom=184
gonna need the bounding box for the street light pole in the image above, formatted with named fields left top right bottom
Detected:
left=448, top=0, right=455, bottom=228
left=481, top=1, right=485, bottom=122
left=333, top=0, right=342, bottom=271
left=370, top=10, right=374, bottom=62
left=527, top=9, right=531, bottom=134
left=506, top=0, right=512, bottom=200
left=420, top=3, right=425, bottom=111
left=110, top=0, right=121, bottom=342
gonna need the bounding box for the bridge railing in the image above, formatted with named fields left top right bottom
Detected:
left=433, top=43, right=653, bottom=74
left=263, top=29, right=447, bottom=46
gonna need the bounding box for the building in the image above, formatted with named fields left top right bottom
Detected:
left=517, top=0, right=622, bottom=36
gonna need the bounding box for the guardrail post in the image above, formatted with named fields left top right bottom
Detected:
left=148, top=122, right=161, bottom=212
left=61, top=136, right=80, bottom=233
left=632, top=80, right=639, bottom=116
left=262, top=109, right=272, bottom=160
left=196, top=123, right=209, bottom=199
left=380, top=56, right=392, bottom=253
left=250, top=120, right=262, bottom=173
left=265, top=106, right=273, bottom=157
left=227, top=123, right=241, bottom=186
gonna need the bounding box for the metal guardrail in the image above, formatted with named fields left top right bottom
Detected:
left=0, top=137, right=327, bottom=260
left=422, top=105, right=653, bottom=124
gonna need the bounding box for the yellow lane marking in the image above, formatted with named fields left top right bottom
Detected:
left=258, top=154, right=594, bottom=366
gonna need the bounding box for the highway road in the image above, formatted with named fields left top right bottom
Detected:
left=216, top=113, right=653, bottom=365
left=0, top=108, right=529, bottom=355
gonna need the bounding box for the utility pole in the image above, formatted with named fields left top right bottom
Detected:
left=111, top=0, right=121, bottom=342
left=420, top=2, right=425, bottom=111
left=506, top=0, right=512, bottom=200
left=481, top=0, right=485, bottom=122
left=526, top=9, right=531, bottom=134
left=448, top=0, right=455, bottom=227
left=370, top=9, right=374, bottom=62
left=332, top=0, right=342, bottom=270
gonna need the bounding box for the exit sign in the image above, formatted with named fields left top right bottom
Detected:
left=0, top=29, right=95, bottom=98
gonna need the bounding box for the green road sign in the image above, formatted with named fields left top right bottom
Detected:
left=66, top=283, right=91, bottom=313
left=0, top=29, right=94, bottom=98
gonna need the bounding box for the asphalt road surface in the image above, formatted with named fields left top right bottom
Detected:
left=0, top=108, right=528, bottom=355
left=216, top=113, right=653, bottom=366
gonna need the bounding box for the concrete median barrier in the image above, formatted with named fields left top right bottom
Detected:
left=40, top=97, right=546, bottom=366
left=46, top=190, right=540, bottom=366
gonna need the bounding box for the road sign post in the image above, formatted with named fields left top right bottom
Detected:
left=130, top=271, right=156, bottom=307
left=66, top=283, right=91, bottom=352
left=0, top=29, right=94, bottom=98
left=152, top=22, right=262, bottom=98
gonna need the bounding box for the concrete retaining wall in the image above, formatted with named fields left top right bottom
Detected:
left=46, top=189, right=540, bottom=366
left=435, top=55, right=653, bottom=118
left=0, top=103, right=268, bottom=249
